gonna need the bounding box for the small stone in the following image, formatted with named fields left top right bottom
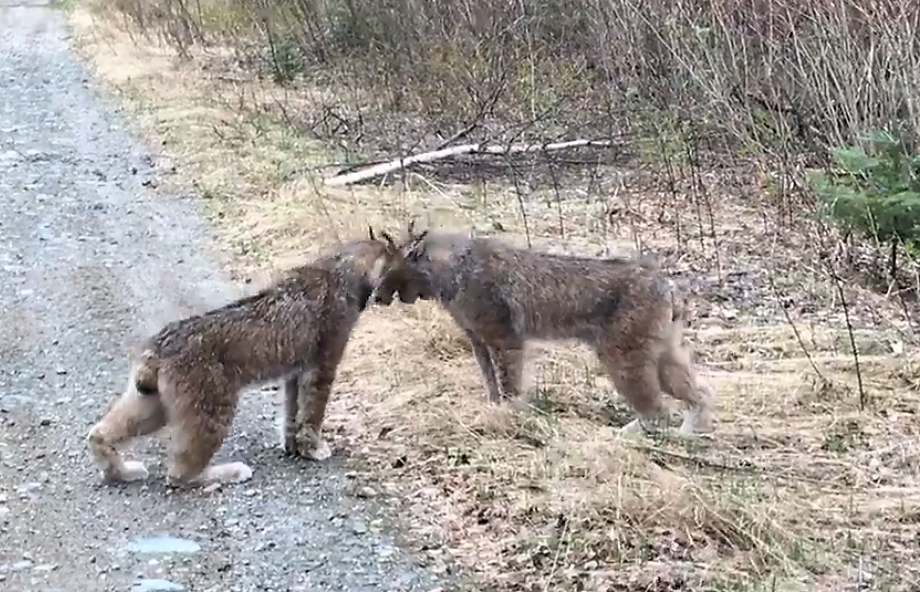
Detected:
left=10, top=560, right=33, bottom=571
left=356, top=486, right=376, bottom=499
left=17, top=482, right=41, bottom=496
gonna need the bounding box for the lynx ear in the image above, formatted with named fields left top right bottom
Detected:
left=368, top=226, right=377, bottom=241
left=380, top=230, right=398, bottom=251
left=405, top=230, right=428, bottom=259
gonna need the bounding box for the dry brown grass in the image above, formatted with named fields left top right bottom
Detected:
left=70, top=5, right=920, bottom=591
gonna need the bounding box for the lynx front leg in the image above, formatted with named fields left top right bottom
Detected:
left=86, top=385, right=167, bottom=484
left=166, top=421, right=252, bottom=488
left=463, top=328, right=502, bottom=402
left=292, top=334, right=349, bottom=462
left=597, top=344, right=670, bottom=435
left=658, top=343, right=716, bottom=436
left=292, top=364, right=336, bottom=461
left=490, top=338, right=525, bottom=400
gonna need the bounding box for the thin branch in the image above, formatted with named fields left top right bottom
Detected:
left=325, top=139, right=621, bottom=187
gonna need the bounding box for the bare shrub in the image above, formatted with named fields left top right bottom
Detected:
left=94, top=0, right=920, bottom=153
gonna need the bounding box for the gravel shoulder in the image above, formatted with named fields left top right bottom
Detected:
left=0, top=3, right=449, bottom=591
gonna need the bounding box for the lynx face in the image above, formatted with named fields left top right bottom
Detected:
left=373, top=228, right=431, bottom=305
left=373, top=260, right=430, bottom=304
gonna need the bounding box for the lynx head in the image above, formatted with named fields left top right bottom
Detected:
left=371, top=221, right=431, bottom=305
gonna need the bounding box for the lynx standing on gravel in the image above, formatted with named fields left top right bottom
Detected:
left=376, top=224, right=716, bottom=436
left=87, top=228, right=414, bottom=488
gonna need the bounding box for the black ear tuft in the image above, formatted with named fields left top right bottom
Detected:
left=380, top=231, right=397, bottom=251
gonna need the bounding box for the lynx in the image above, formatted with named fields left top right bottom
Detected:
left=87, top=228, right=412, bottom=488
left=375, top=225, right=715, bottom=435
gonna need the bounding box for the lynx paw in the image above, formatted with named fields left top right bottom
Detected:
left=103, top=460, right=148, bottom=483
left=216, top=462, right=254, bottom=484
left=192, top=462, right=253, bottom=486
left=678, top=408, right=717, bottom=437
left=618, top=418, right=646, bottom=436
left=121, top=460, right=150, bottom=481
left=300, top=438, right=332, bottom=462
left=282, top=432, right=298, bottom=456
left=618, top=416, right=668, bottom=438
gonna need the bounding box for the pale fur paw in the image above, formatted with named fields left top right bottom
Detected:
left=619, top=418, right=642, bottom=433
left=679, top=409, right=716, bottom=436
left=617, top=418, right=647, bottom=439
left=102, top=460, right=148, bottom=483
left=677, top=423, right=703, bottom=439
left=301, top=438, right=332, bottom=462
left=214, top=461, right=254, bottom=484
left=120, top=460, right=150, bottom=481
left=166, top=462, right=253, bottom=489
left=619, top=416, right=668, bottom=438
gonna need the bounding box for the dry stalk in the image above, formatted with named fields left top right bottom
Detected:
left=766, top=227, right=826, bottom=384
left=826, top=262, right=868, bottom=410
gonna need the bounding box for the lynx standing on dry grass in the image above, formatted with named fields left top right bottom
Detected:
left=377, top=224, right=716, bottom=436
left=87, top=228, right=413, bottom=488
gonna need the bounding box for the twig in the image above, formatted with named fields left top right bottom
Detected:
left=507, top=156, right=533, bottom=249
left=541, top=512, right=569, bottom=592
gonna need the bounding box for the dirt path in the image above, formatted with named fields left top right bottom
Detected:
left=0, top=3, right=448, bottom=591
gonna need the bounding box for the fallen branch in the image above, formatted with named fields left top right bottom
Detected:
left=324, top=138, right=618, bottom=187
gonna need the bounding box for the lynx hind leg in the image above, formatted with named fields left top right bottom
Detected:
left=163, top=384, right=251, bottom=488
left=281, top=374, right=302, bottom=455
left=598, top=341, right=670, bottom=435
left=658, top=342, right=716, bottom=436
left=86, top=377, right=167, bottom=484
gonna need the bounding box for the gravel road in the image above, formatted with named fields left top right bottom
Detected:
left=0, top=3, right=450, bottom=591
